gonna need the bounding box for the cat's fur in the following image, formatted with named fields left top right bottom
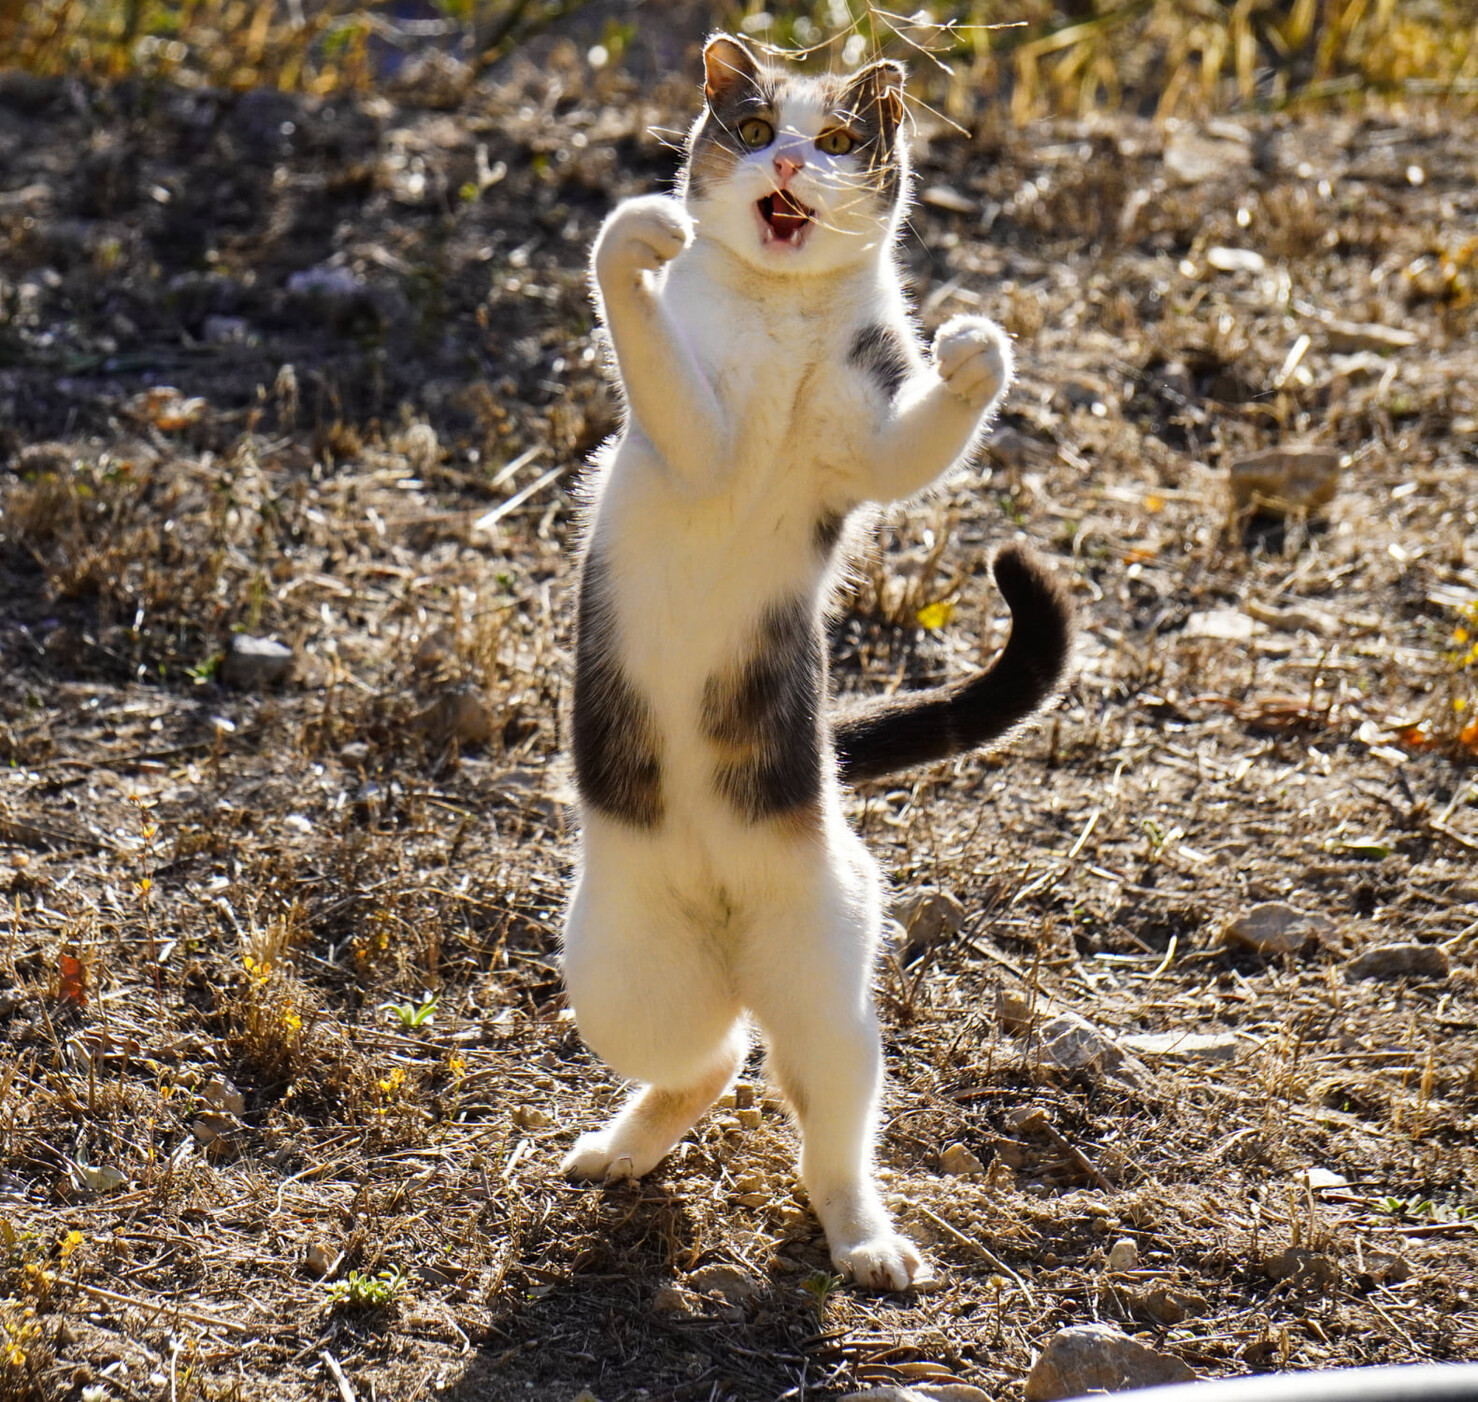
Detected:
left=560, top=34, right=1073, bottom=1291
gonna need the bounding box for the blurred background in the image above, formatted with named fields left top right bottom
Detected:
left=4, top=0, right=1476, bottom=121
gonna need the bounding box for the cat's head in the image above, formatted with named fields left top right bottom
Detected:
left=681, top=34, right=908, bottom=275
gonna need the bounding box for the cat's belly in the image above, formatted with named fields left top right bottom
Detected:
left=577, top=434, right=841, bottom=838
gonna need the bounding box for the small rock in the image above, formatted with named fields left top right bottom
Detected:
left=1346, top=943, right=1450, bottom=982
left=304, top=1242, right=339, bottom=1277
left=201, top=1075, right=245, bottom=1115
left=1184, top=608, right=1257, bottom=641
left=419, top=687, right=494, bottom=748
left=920, top=185, right=978, bottom=215
left=1263, top=1247, right=1337, bottom=1289
left=736, top=1108, right=761, bottom=1130
left=400, top=422, right=440, bottom=473
left=996, top=988, right=1035, bottom=1035
left=687, top=1263, right=760, bottom=1304
left=1322, top=320, right=1419, bottom=354
left=1024, top=1323, right=1196, bottom=1401
left=1224, top=901, right=1331, bottom=954
left=1364, top=1251, right=1411, bottom=1284
left=940, top=1143, right=985, bottom=1177
left=1164, top=127, right=1251, bottom=184
left=220, top=634, right=294, bottom=690
left=651, top=1284, right=694, bottom=1314
left=895, top=888, right=965, bottom=964
left=1005, top=1105, right=1052, bottom=1135
left=1139, top=1284, right=1207, bottom=1325
left=1301, top=1166, right=1349, bottom=1191
left=0, top=988, right=27, bottom=1017
left=190, top=1111, right=242, bottom=1160
left=1207, top=245, right=1266, bottom=274
left=1230, top=447, right=1341, bottom=516
left=1118, top=1031, right=1241, bottom=1063
left=1106, top=1237, right=1139, bottom=1272
left=413, top=629, right=456, bottom=674
left=1036, top=1012, right=1133, bottom=1076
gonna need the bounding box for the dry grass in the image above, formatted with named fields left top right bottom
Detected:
left=0, top=16, right=1477, bottom=1402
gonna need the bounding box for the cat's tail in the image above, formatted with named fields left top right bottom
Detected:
left=833, top=544, right=1074, bottom=785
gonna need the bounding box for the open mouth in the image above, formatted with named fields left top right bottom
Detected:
left=757, top=190, right=815, bottom=245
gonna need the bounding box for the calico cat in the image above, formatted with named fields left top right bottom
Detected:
left=560, top=33, right=1073, bottom=1290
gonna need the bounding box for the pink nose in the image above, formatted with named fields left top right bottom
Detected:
left=774, top=154, right=804, bottom=182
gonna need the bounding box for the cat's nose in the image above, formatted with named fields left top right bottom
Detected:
left=773, top=153, right=804, bottom=182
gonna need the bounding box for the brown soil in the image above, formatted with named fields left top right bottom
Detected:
left=0, top=40, right=1476, bottom=1402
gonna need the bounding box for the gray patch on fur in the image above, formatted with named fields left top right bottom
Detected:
left=701, top=598, right=824, bottom=820
left=848, top=324, right=910, bottom=398
left=572, top=548, right=665, bottom=827
left=814, top=507, right=850, bottom=555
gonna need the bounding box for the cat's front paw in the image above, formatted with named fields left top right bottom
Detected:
left=932, top=315, right=1012, bottom=407
left=832, top=1231, right=926, bottom=1292
left=594, top=195, right=694, bottom=292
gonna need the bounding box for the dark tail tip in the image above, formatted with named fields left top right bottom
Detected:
left=833, top=543, right=1074, bottom=786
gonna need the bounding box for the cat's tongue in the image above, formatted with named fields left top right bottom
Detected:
left=760, top=190, right=813, bottom=242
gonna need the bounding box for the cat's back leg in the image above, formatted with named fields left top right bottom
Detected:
left=561, top=832, right=745, bottom=1180
left=736, top=834, right=924, bottom=1290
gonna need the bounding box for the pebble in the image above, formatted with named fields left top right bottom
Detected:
left=687, top=1263, right=760, bottom=1304
left=1230, top=447, right=1341, bottom=515
left=220, top=634, right=294, bottom=690
left=1035, top=1012, right=1138, bottom=1079
left=1118, top=1031, right=1241, bottom=1063
left=419, top=687, right=494, bottom=748
left=650, top=1284, right=694, bottom=1315
left=894, top=888, right=965, bottom=965
left=1164, top=126, right=1251, bottom=185
left=1346, top=943, right=1450, bottom=982
left=1140, top=1284, right=1207, bottom=1325
left=1223, top=901, right=1331, bottom=955
left=1106, top=1237, right=1139, bottom=1272
left=1024, top=1323, right=1196, bottom=1401
left=939, top=1143, right=985, bottom=1177
left=201, top=1075, right=245, bottom=1115
left=1263, top=1247, right=1337, bottom=1289
left=1207, top=245, right=1266, bottom=274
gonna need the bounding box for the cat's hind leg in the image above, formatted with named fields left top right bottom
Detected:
left=562, top=1021, right=747, bottom=1181
left=739, top=854, right=924, bottom=1291
left=561, top=864, right=744, bottom=1181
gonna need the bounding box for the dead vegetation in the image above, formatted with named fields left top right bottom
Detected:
left=1, top=5, right=1477, bottom=1401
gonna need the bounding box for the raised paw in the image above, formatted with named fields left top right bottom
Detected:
left=932, top=315, right=1013, bottom=407
left=594, top=194, right=695, bottom=290
left=832, top=1231, right=926, bottom=1293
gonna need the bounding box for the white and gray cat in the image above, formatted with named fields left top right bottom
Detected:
left=560, top=33, right=1073, bottom=1290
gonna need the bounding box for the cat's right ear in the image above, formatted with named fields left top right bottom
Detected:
left=703, top=33, right=761, bottom=108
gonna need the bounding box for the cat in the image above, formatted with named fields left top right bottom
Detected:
left=559, top=32, right=1073, bottom=1291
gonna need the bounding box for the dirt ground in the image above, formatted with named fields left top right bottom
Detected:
left=1, top=33, right=1476, bottom=1402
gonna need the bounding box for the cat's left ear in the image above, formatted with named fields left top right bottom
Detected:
left=842, top=59, right=907, bottom=133
left=703, top=33, right=763, bottom=108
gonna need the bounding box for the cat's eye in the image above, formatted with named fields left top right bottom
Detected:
left=816, top=129, right=856, bottom=156
left=738, top=118, right=774, bottom=149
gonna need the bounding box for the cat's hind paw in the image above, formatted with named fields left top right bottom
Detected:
left=932, top=315, right=1012, bottom=407
left=560, top=1131, right=644, bottom=1182
left=832, top=1231, right=926, bottom=1293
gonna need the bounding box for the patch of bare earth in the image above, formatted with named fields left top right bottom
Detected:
left=1, top=55, right=1476, bottom=1402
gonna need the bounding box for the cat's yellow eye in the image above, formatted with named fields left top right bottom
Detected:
left=816, top=129, right=855, bottom=156
left=738, top=118, right=774, bottom=149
